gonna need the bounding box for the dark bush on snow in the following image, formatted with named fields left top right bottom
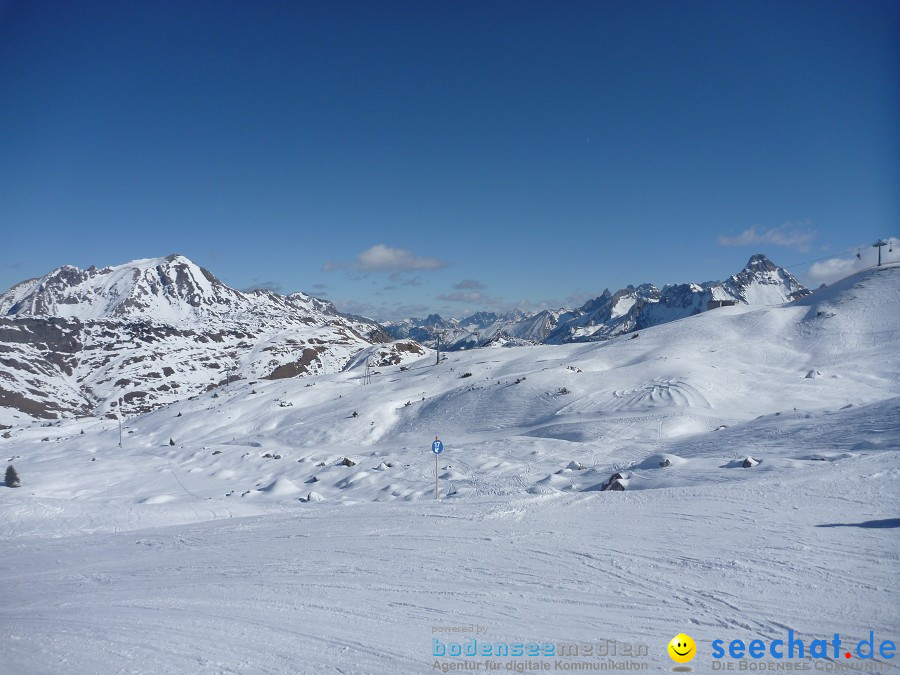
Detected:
left=5, top=464, right=20, bottom=487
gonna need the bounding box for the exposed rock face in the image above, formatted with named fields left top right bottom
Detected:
left=341, top=340, right=427, bottom=372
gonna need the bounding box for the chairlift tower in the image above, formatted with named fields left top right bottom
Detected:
left=872, top=239, right=891, bottom=267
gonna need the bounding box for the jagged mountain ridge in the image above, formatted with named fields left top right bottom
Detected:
left=385, top=254, right=810, bottom=349
left=2, top=254, right=370, bottom=328
left=0, top=255, right=414, bottom=421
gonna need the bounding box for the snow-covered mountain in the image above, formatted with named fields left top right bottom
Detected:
left=0, top=254, right=416, bottom=422
left=386, top=254, right=809, bottom=349
left=1, top=254, right=378, bottom=330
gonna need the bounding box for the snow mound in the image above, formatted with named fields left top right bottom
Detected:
left=527, top=484, right=562, bottom=495
left=535, top=474, right=573, bottom=489
left=305, top=491, right=325, bottom=502
left=658, top=416, right=709, bottom=438
left=724, top=456, right=761, bottom=468
left=634, top=453, right=688, bottom=470
left=259, top=477, right=302, bottom=496
left=335, top=472, right=375, bottom=489
left=140, top=494, right=179, bottom=505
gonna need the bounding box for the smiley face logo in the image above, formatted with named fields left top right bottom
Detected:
left=667, top=633, right=696, bottom=663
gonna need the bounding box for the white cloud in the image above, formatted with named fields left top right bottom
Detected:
left=454, top=279, right=486, bottom=290
left=323, top=244, right=449, bottom=273
left=388, top=273, right=423, bottom=286
left=807, top=238, right=898, bottom=285
left=718, top=222, right=816, bottom=252
left=562, top=289, right=600, bottom=309
left=437, top=291, right=486, bottom=304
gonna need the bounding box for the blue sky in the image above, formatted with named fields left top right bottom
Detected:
left=0, top=0, right=897, bottom=320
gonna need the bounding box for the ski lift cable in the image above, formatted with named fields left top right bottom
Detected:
left=781, top=239, right=896, bottom=270
left=782, top=252, right=855, bottom=269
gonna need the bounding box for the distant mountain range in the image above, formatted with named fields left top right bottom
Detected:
left=385, top=254, right=810, bottom=349
left=0, top=253, right=807, bottom=422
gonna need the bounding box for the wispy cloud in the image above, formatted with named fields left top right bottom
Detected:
left=563, top=289, right=600, bottom=308
left=433, top=285, right=598, bottom=315
left=332, top=299, right=376, bottom=317
left=332, top=298, right=432, bottom=321
left=242, top=279, right=283, bottom=293
left=323, top=244, right=449, bottom=273
left=454, top=278, right=486, bottom=290
left=718, top=221, right=816, bottom=252
left=388, top=273, right=423, bottom=286
left=807, top=237, right=898, bottom=285
left=437, top=291, right=487, bottom=304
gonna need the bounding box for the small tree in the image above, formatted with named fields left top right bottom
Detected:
left=169, top=438, right=175, bottom=446
left=5, top=464, right=20, bottom=488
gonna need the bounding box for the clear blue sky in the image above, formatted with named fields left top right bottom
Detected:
left=1, top=0, right=897, bottom=320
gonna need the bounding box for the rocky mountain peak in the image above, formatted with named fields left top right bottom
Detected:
left=744, top=253, right=779, bottom=272
left=726, top=254, right=809, bottom=304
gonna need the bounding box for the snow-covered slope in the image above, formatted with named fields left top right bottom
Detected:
left=0, top=254, right=411, bottom=421
left=0, top=264, right=896, bottom=673
left=2, top=262, right=895, bottom=512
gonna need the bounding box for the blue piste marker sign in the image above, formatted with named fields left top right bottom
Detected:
left=432, top=436, right=443, bottom=499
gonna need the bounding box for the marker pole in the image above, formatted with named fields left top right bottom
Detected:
left=435, top=453, right=439, bottom=499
